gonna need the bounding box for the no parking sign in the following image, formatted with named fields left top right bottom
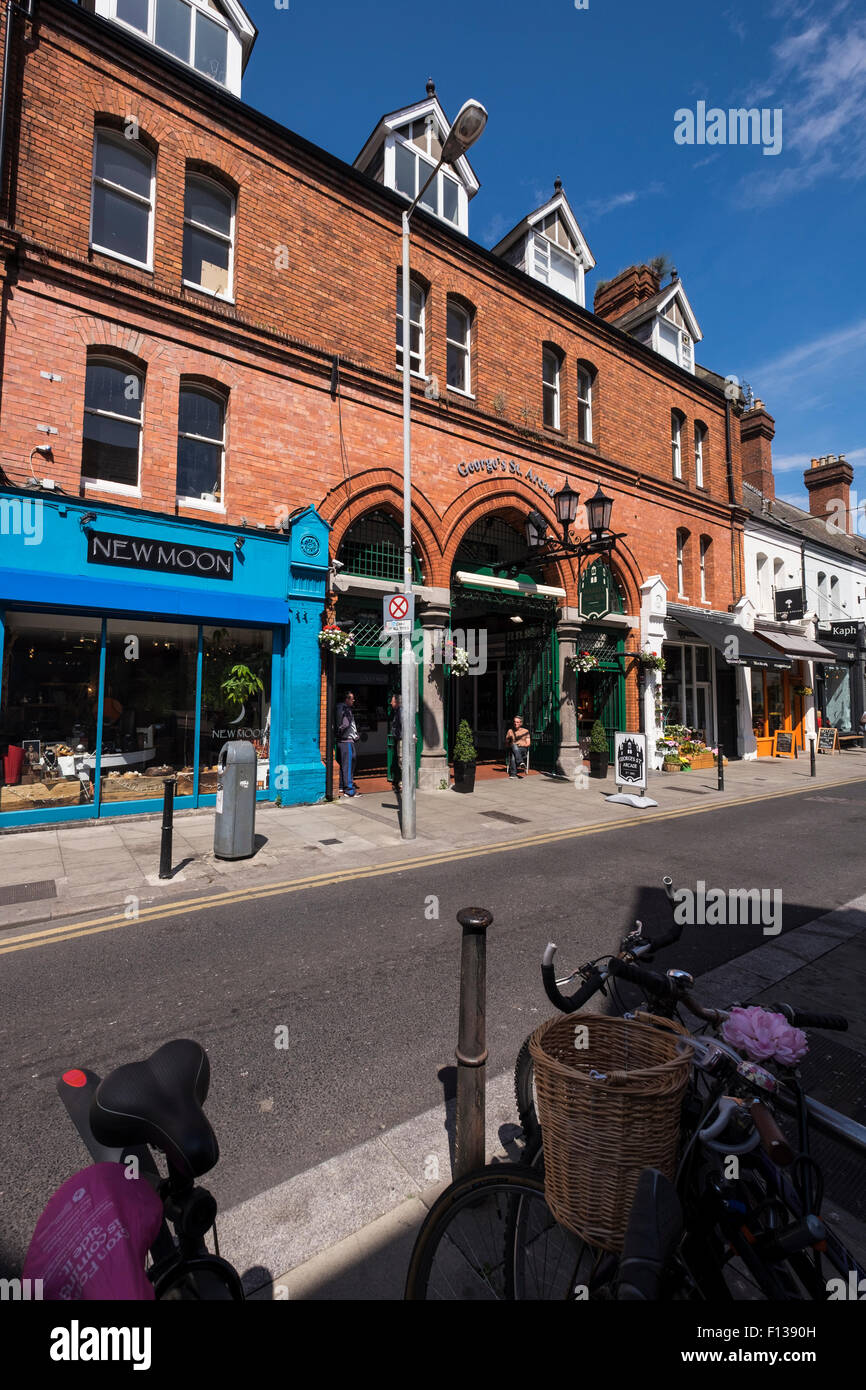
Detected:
left=383, top=592, right=414, bottom=634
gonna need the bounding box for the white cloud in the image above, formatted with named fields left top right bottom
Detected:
left=585, top=182, right=664, bottom=217
left=745, top=317, right=866, bottom=392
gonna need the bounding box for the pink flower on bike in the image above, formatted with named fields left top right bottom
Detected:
left=722, top=1006, right=808, bottom=1066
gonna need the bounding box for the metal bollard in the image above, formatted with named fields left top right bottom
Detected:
left=159, top=778, right=176, bottom=880
left=454, top=906, right=492, bottom=1179
left=716, top=748, right=725, bottom=792
left=810, top=736, right=816, bottom=778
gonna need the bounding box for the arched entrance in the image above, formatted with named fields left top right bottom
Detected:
left=449, top=516, right=561, bottom=772
left=332, top=510, right=423, bottom=782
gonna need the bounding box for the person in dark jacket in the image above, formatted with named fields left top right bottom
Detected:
left=335, top=691, right=359, bottom=796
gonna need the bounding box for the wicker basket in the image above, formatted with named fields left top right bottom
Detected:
left=529, top=1012, right=692, bottom=1252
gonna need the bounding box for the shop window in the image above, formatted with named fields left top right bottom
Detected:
left=577, top=361, right=595, bottom=443
left=751, top=668, right=785, bottom=744
left=199, top=627, right=272, bottom=793
left=82, top=356, right=144, bottom=493
left=91, top=128, right=155, bottom=269
left=183, top=173, right=234, bottom=298
left=446, top=299, right=472, bottom=394
left=99, top=621, right=199, bottom=806
left=694, top=421, right=706, bottom=487
left=542, top=346, right=562, bottom=429
left=661, top=641, right=714, bottom=743
left=176, top=384, right=226, bottom=506
left=396, top=274, right=425, bottom=376
left=671, top=410, right=684, bottom=480
left=0, top=613, right=101, bottom=815
left=822, top=664, right=852, bottom=731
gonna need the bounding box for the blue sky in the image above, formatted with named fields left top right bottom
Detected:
left=241, top=0, right=866, bottom=518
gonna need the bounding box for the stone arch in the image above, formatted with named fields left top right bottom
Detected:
left=319, top=470, right=444, bottom=588
left=442, top=486, right=574, bottom=600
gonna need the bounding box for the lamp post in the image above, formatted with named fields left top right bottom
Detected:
left=513, top=479, right=624, bottom=575
left=400, top=97, right=487, bottom=840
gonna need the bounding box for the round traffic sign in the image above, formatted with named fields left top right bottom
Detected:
left=389, top=594, right=409, bottom=620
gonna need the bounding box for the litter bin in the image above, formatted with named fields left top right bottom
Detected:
left=214, top=740, right=257, bottom=860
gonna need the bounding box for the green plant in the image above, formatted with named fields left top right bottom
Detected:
left=589, top=720, right=608, bottom=754
left=452, top=719, right=477, bottom=763
left=221, top=664, right=264, bottom=709
left=438, top=778, right=449, bottom=790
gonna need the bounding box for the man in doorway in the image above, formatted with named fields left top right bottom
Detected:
left=335, top=690, right=359, bottom=797
left=505, top=714, right=531, bottom=778
left=389, top=692, right=403, bottom=794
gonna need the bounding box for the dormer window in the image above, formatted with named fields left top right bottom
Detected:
left=392, top=122, right=461, bottom=226
left=98, top=0, right=255, bottom=95
left=492, top=181, right=594, bottom=307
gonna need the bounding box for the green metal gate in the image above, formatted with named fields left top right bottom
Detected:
left=577, top=630, right=625, bottom=761
left=503, top=623, right=560, bottom=773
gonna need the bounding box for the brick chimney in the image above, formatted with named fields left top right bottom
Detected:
left=739, top=399, right=776, bottom=500
left=804, top=453, right=854, bottom=534
left=593, top=264, right=660, bottom=322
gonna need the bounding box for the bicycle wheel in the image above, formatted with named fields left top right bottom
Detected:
left=405, top=1164, right=605, bottom=1300
left=514, top=1034, right=538, bottom=1149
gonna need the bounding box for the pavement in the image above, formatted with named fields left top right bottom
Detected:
left=3, top=751, right=866, bottom=1299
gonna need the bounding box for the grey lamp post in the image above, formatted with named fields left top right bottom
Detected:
left=400, top=97, right=487, bottom=839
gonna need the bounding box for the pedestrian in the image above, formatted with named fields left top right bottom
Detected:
left=334, top=690, right=359, bottom=797
left=505, top=714, right=531, bottom=778
left=389, top=692, right=403, bottom=793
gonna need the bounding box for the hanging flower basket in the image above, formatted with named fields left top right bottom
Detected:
left=638, top=650, right=666, bottom=673
left=568, top=651, right=600, bottom=674
left=318, top=625, right=355, bottom=656
left=793, top=685, right=813, bottom=697
left=450, top=647, right=470, bottom=677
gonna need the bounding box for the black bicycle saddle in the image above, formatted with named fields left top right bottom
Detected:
left=90, top=1039, right=219, bottom=1180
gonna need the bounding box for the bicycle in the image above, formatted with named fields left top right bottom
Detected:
left=406, top=887, right=866, bottom=1300
left=25, top=1038, right=244, bottom=1300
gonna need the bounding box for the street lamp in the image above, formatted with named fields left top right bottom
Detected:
left=506, top=478, right=625, bottom=577
left=400, top=95, right=487, bottom=841
left=585, top=481, right=613, bottom=541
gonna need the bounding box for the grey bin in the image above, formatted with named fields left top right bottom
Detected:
left=214, top=740, right=257, bottom=860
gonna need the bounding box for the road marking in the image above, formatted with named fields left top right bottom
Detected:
left=1, top=774, right=865, bottom=957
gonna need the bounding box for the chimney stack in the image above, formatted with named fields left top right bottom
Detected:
left=740, top=401, right=776, bottom=500
left=804, top=453, right=854, bottom=534
left=593, top=264, right=660, bottom=321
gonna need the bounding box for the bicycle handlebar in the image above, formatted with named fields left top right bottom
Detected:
left=773, top=1003, right=848, bottom=1032
left=542, top=954, right=605, bottom=1014
left=607, top=956, right=675, bottom=1000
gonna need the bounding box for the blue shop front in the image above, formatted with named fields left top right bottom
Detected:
left=0, top=490, right=329, bottom=826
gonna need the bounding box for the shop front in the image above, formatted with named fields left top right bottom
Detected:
left=752, top=626, right=838, bottom=756
left=814, top=620, right=866, bottom=746
left=0, top=492, right=328, bottom=825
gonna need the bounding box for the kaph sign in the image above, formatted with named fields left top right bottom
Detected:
left=88, top=532, right=234, bottom=580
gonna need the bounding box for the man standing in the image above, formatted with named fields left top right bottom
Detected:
left=389, top=692, right=403, bottom=794
left=335, top=691, right=359, bottom=797
left=505, top=714, right=531, bottom=778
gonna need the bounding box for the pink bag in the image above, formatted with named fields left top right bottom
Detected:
left=23, top=1162, right=163, bottom=1300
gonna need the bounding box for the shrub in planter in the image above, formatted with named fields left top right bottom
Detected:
left=452, top=719, right=477, bottom=793
left=588, top=720, right=609, bottom=778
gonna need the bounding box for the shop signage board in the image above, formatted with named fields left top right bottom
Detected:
left=827, top=621, right=859, bottom=643
left=579, top=562, right=612, bottom=621
left=614, top=731, right=647, bottom=792
left=772, top=729, right=796, bottom=758
left=88, top=532, right=234, bottom=580
left=818, top=726, right=838, bottom=753
left=383, top=592, right=414, bottom=634
left=774, top=588, right=804, bottom=621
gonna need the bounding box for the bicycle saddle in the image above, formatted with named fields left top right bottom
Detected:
left=90, top=1039, right=219, bottom=1180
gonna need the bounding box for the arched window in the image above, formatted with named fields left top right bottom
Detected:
left=176, top=383, right=226, bottom=505
left=830, top=575, right=841, bottom=617
left=676, top=528, right=689, bottom=596
left=396, top=274, right=425, bottom=376
left=183, top=172, right=235, bottom=298
left=816, top=572, right=828, bottom=622
left=81, top=355, right=144, bottom=493
left=699, top=535, right=711, bottom=603
left=337, top=511, right=423, bottom=582
left=756, top=553, right=770, bottom=613
left=446, top=298, right=472, bottom=394
left=671, top=410, right=685, bottom=480
left=694, top=421, right=707, bottom=488
left=91, top=127, right=155, bottom=268
left=542, top=345, right=563, bottom=429
left=577, top=361, right=595, bottom=443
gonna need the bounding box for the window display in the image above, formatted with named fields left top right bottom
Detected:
left=199, top=626, right=271, bottom=793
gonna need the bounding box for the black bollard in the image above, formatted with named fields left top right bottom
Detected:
left=454, top=907, right=492, bottom=1179
left=810, top=735, right=816, bottom=778
left=159, top=778, right=176, bottom=880
left=716, top=748, right=725, bottom=792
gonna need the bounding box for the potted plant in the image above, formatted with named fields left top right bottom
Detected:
left=588, top=719, right=609, bottom=778
left=452, top=719, right=477, bottom=793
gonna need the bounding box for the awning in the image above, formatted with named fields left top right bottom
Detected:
left=755, top=630, right=838, bottom=662
left=668, top=608, right=791, bottom=670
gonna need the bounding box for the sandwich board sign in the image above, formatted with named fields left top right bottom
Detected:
left=615, top=732, right=647, bottom=792
left=383, top=592, right=414, bottom=635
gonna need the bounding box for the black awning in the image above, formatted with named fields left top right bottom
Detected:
left=669, top=610, right=792, bottom=671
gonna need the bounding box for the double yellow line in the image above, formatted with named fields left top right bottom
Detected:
left=2, top=774, right=864, bottom=957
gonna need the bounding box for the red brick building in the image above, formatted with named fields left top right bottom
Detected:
left=0, top=0, right=772, bottom=812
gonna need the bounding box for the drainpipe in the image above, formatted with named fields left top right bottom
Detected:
left=725, top=397, right=739, bottom=599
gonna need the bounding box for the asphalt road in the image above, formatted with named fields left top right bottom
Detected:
left=2, top=781, right=865, bottom=1274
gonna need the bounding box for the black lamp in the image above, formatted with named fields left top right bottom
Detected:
left=554, top=479, right=580, bottom=538
left=525, top=508, right=549, bottom=549
left=586, top=482, right=613, bottom=539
